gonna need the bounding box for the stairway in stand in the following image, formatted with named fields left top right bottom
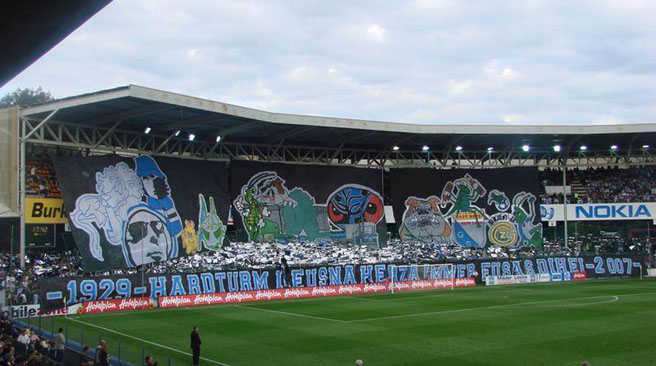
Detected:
left=570, top=179, right=587, bottom=202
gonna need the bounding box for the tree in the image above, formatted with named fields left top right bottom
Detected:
left=0, top=87, right=53, bottom=108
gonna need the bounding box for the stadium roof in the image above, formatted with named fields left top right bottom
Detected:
left=0, top=1, right=112, bottom=86
left=20, top=84, right=656, bottom=158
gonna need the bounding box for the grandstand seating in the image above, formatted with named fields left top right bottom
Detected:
left=25, top=154, right=61, bottom=198
left=540, top=166, right=656, bottom=204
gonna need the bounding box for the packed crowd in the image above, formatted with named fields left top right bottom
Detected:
left=25, top=154, right=60, bottom=199
left=540, top=166, right=656, bottom=204
left=0, top=313, right=117, bottom=366
left=0, top=314, right=59, bottom=366
left=2, top=232, right=651, bottom=307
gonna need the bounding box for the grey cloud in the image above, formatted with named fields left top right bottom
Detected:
left=1, top=0, right=655, bottom=125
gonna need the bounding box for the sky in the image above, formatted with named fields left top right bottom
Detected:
left=1, top=0, right=655, bottom=125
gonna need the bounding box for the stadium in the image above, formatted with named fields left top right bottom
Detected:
left=1, top=3, right=656, bottom=366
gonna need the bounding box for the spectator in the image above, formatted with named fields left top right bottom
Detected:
left=79, top=346, right=92, bottom=366
left=53, top=328, right=65, bottom=363
left=144, top=355, right=158, bottom=366
left=16, top=330, right=30, bottom=357
left=0, top=346, right=15, bottom=365
left=28, top=329, right=39, bottom=346
left=26, top=349, right=42, bottom=366
left=95, top=340, right=109, bottom=366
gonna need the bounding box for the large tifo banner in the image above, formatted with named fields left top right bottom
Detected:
left=390, top=167, right=542, bottom=248
left=38, top=254, right=644, bottom=312
left=230, top=161, right=385, bottom=246
left=52, top=155, right=230, bottom=272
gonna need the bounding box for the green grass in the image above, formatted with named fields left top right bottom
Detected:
left=28, top=278, right=656, bottom=366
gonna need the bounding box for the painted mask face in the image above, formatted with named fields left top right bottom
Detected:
left=124, top=208, right=173, bottom=265
left=327, top=186, right=384, bottom=225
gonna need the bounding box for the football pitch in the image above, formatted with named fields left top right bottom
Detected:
left=34, top=278, right=656, bottom=366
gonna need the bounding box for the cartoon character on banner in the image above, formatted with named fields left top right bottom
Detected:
left=399, top=196, right=451, bottom=244
left=181, top=220, right=199, bottom=255
left=511, top=191, right=543, bottom=247
left=71, top=156, right=188, bottom=267
left=234, top=171, right=297, bottom=242
left=198, top=194, right=227, bottom=250
left=234, top=185, right=264, bottom=241
left=134, top=156, right=183, bottom=251
left=487, top=189, right=510, bottom=211
left=70, top=162, right=144, bottom=262
left=327, top=184, right=384, bottom=245
left=122, top=204, right=175, bottom=266
left=441, top=174, right=488, bottom=248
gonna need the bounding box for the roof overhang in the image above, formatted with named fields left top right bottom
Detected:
left=0, top=1, right=113, bottom=86
left=19, top=84, right=656, bottom=154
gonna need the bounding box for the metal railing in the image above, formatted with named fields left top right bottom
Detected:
left=18, top=314, right=177, bottom=366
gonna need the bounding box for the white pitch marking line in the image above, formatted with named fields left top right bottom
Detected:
left=350, top=288, right=534, bottom=302
left=66, top=317, right=232, bottom=366
left=233, top=304, right=348, bottom=323
left=555, top=295, right=619, bottom=307
left=347, top=291, right=656, bottom=323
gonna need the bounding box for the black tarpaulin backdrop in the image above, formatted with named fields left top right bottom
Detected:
left=390, top=167, right=540, bottom=223
left=389, top=167, right=542, bottom=249
left=52, top=155, right=230, bottom=271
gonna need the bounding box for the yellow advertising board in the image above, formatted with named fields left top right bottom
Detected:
left=24, top=198, right=68, bottom=224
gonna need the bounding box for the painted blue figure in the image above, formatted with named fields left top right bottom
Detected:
left=134, top=156, right=182, bottom=257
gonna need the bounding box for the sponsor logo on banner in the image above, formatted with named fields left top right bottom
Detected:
left=160, top=296, right=193, bottom=308
left=0, top=304, right=73, bottom=318
left=226, top=292, right=254, bottom=302
left=363, top=283, right=387, bottom=292
left=311, top=287, right=337, bottom=297
left=284, top=288, right=311, bottom=299
left=338, top=285, right=362, bottom=295
left=391, top=278, right=475, bottom=293
left=255, top=290, right=283, bottom=301
left=158, top=280, right=475, bottom=309
left=79, top=298, right=152, bottom=314
left=193, top=294, right=225, bottom=305
left=573, top=272, right=587, bottom=280
left=25, top=198, right=67, bottom=224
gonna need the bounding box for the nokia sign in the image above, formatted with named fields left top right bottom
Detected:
left=541, top=202, right=656, bottom=222
left=575, top=204, right=651, bottom=219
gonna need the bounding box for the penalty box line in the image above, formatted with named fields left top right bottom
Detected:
left=233, top=304, right=348, bottom=323
left=66, top=317, right=232, bottom=366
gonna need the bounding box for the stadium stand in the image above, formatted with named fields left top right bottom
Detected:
left=25, top=154, right=61, bottom=199
left=2, top=152, right=653, bottom=296
left=540, top=166, right=656, bottom=204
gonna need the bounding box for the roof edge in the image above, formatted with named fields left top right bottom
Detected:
left=19, top=84, right=656, bottom=135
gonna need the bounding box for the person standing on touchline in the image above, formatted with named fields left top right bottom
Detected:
left=190, top=326, right=202, bottom=366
